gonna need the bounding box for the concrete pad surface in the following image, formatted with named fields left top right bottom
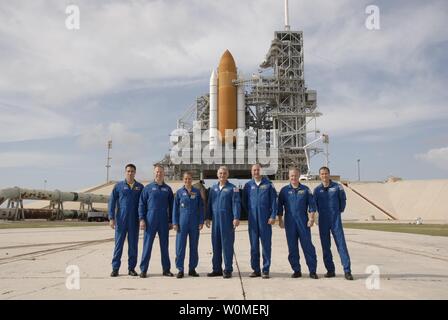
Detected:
left=0, top=223, right=447, bottom=300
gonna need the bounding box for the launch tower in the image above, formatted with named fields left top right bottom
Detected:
left=159, top=1, right=325, bottom=180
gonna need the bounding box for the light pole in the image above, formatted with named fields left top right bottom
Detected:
left=357, top=159, right=361, bottom=181
left=106, top=140, right=112, bottom=183
left=44, top=179, right=47, bottom=190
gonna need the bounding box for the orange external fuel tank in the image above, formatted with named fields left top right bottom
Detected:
left=218, top=50, right=237, bottom=143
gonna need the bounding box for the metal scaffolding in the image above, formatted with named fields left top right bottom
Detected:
left=249, top=30, right=321, bottom=179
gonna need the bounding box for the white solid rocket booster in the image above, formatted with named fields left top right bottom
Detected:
left=209, top=69, right=218, bottom=149
left=236, top=75, right=245, bottom=149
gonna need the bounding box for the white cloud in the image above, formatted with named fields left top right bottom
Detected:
left=302, top=1, right=448, bottom=136
left=76, top=122, right=148, bottom=179
left=77, top=122, right=143, bottom=149
left=0, top=0, right=279, bottom=107
left=0, top=101, right=73, bottom=142
left=415, top=146, right=448, bottom=170
left=45, top=120, right=151, bottom=183
left=0, top=152, right=67, bottom=168
left=319, top=101, right=447, bottom=137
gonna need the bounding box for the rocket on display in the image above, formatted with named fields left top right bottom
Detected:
left=209, top=50, right=245, bottom=149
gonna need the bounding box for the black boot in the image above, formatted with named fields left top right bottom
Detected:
left=188, top=269, right=199, bottom=277
left=128, top=270, right=138, bottom=276
left=163, top=270, right=174, bottom=277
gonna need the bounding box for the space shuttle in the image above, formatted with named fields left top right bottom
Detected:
left=209, top=50, right=245, bottom=149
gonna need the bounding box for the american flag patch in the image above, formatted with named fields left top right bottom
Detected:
left=233, top=188, right=239, bottom=192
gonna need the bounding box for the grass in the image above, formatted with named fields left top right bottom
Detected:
left=0, top=220, right=108, bottom=229
left=343, top=223, right=448, bottom=237
left=1, top=220, right=447, bottom=236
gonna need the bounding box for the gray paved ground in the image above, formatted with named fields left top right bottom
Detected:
left=0, top=223, right=447, bottom=299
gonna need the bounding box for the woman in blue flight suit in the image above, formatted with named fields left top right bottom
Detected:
left=172, top=172, right=204, bottom=278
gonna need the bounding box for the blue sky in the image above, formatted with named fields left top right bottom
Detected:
left=0, top=0, right=447, bottom=191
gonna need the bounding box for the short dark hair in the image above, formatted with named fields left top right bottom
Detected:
left=319, top=166, right=330, bottom=174
left=125, top=163, right=136, bottom=171
left=154, top=164, right=164, bottom=171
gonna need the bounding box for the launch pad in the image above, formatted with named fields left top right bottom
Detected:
left=159, top=27, right=326, bottom=180
left=1, top=223, right=447, bottom=299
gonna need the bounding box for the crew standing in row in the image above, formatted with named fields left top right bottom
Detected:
left=108, top=164, right=353, bottom=280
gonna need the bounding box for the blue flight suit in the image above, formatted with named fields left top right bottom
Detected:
left=108, top=180, right=144, bottom=271
left=207, top=182, right=241, bottom=273
left=139, top=181, right=174, bottom=273
left=173, top=186, right=205, bottom=272
left=278, top=183, right=317, bottom=273
left=242, top=177, right=277, bottom=273
left=314, top=181, right=351, bottom=273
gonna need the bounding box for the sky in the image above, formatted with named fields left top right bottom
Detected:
left=0, top=0, right=447, bottom=191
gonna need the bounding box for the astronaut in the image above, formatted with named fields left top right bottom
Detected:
left=242, top=164, right=277, bottom=279
left=278, top=168, right=318, bottom=279
left=314, top=166, right=353, bottom=280
left=108, top=163, right=144, bottom=277
left=172, top=172, right=204, bottom=278
left=205, top=166, right=241, bottom=279
left=139, top=165, right=174, bottom=278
